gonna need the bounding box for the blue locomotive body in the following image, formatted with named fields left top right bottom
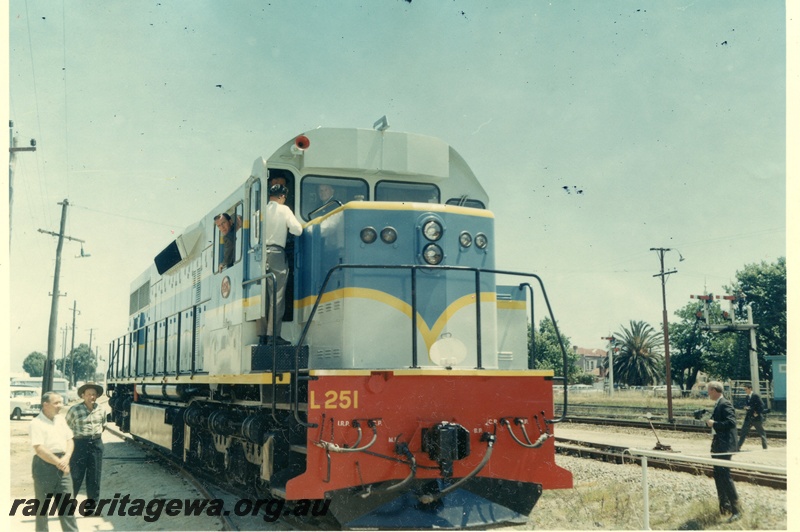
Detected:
left=107, top=126, right=572, bottom=528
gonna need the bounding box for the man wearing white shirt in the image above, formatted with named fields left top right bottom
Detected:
left=31, top=392, right=79, bottom=532
left=263, top=184, right=303, bottom=344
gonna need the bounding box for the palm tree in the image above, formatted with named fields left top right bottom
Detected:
left=611, top=320, right=665, bottom=386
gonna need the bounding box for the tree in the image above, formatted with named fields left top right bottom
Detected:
left=528, top=318, right=581, bottom=383
left=610, top=320, right=664, bottom=386
left=724, top=257, right=786, bottom=380
left=22, top=351, right=46, bottom=377
left=669, top=301, right=726, bottom=390
left=56, top=343, right=97, bottom=385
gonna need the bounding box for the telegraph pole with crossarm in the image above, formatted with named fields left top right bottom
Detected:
left=39, top=200, right=85, bottom=396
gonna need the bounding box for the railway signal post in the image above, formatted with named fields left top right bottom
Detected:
left=691, top=293, right=760, bottom=393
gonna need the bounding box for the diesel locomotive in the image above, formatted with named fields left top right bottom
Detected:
left=107, top=124, right=573, bottom=528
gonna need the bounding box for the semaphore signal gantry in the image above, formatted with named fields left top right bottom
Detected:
left=690, top=292, right=760, bottom=390
left=689, top=293, right=758, bottom=333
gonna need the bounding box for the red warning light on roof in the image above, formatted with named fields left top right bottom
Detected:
left=295, top=135, right=310, bottom=150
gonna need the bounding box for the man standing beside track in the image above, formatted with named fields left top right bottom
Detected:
left=737, top=382, right=768, bottom=450
left=705, top=381, right=741, bottom=522
left=31, top=392, right=79, bottom=532
left=66, top=382, right=107, bottom=503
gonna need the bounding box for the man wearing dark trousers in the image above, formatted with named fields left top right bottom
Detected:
left=31, top=391, right=79, bottom=532
left=66, top=382, right=107, bottom=502
left=705, top=381, right=741, bottom=522
left=737, top=383, right=768, bottom=450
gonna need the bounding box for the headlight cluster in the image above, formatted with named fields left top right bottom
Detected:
left=420, top=219, right=443, bottom=265
left=458, top=231, right=488, bottom=250
left=360, top=226, right=398, bottom=245
left=360, top=216, right=489, bottom=267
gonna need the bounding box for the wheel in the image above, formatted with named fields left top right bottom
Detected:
left=11, top=408, right=22, bottom=420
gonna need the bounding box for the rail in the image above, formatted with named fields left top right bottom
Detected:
left=291, top=263, right=570, bottom=427
left=627, top=447, right=787, bottom=530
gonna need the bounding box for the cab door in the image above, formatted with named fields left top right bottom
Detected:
left=244, top=176, right=266, bottom=321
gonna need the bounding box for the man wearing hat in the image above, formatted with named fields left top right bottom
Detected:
left=65, top=382, right=107, bottom=501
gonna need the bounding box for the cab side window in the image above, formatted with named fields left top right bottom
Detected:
left=214, top=202, right=243, bottom=273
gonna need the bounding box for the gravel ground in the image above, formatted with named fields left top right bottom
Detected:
left=526, top=456, right=788, bottom=530
left=9, top=412, right=788, bottom=530
left=518, top=424, right=789, bottom=530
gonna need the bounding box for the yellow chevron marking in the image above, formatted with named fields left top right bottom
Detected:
left=296, top=288, right=497, bottom=353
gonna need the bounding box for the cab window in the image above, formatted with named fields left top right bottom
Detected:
left=446, top=197, right=486, bottom=209
left=301, top=176, right=369, bottom=221
left=214, top=202, right=243, bottom=273
left=376, top=181, right=440, bottom=203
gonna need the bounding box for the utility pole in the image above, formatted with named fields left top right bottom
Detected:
left=40, top=199, right=84, bottom=395
left=8, top=120, right=37, bottom=246
left=60, top=324, right=68, bottom=377
left=602, top=336, right=616, bottom=397
left=651, top=247, right=683, bottom=424
left=69, top=301, right=80, bottom=388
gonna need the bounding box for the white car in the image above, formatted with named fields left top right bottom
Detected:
left=652, top=385, right=682, bottom=398
left=10, top=387, right=42, bottom=420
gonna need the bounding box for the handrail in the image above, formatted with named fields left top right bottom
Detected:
left=291, top=263, right=569, bottom=426
left=628, top=448, right=786, bottom=529
left=308, top=199, right=343, bottom=220
left=519, top=281, right=568, bottom=422
left=519, top=283, right=536, bottom=367
left=262, top=272, right=280, bottom=424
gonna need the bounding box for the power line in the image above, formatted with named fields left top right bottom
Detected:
left=71, top=203, right=185, bottom=229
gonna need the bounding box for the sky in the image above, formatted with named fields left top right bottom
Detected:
left=2, top=0, right=794, bottom=377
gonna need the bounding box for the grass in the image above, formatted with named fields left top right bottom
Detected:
left=531, top=471, right=787, bottom=530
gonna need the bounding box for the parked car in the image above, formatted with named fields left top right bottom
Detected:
left=10, top=377, right=79, bottom=403
left=652, top=385, right=682, bottom=398
left=10, top=386, right=42, bottom=420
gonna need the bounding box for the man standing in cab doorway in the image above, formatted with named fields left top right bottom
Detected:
left=66, top=382, right=107, bottom=503
left=738, top=382, right=768, bottom=450
left=705, top=381, right=741, bottom=522
left=263, top=184, right=303, bottom=344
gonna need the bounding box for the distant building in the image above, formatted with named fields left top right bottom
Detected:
left=765, top=354, right=786, bottom=412
left=572, top=346, right=606, bottom=379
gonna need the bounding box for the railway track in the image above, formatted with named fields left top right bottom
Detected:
left=105, top=425, right=337, bottom=530
left=562, top=416, right=786, bottom=439
left=555, top=437, right=786, bottom=490
left=105, top=426, right=239, bottom=531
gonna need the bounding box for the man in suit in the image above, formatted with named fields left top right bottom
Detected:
left=705, top=381, right=741, bottom=522
left=737, top=383, right=768, bottom=450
